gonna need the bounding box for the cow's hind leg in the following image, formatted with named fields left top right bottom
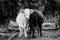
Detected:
left=38, top=23, right=42, bottom=37
left=39, top=26, right=42, bottom=37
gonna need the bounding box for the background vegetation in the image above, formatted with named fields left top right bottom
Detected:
left=0, top=0, right=60, bottom=26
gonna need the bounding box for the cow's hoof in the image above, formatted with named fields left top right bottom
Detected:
left=31, top=36, right=37, bottom=38
left=27, top=36, right=31, bottom=39
left=40, top=35, right=42, bottom=37
left=19, top=37, right=22, bottom=38
left=19, top=35, right=22, bottom=38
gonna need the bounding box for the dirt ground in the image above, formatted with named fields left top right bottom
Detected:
left=0, top=28, right=60, bottom=40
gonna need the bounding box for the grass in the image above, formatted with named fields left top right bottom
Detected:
left=0, top=28, right=60, bottom=40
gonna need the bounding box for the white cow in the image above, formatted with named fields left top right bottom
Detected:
left=16, top=8, right=31, bottom=37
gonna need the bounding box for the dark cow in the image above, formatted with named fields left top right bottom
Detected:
left=28, top=10, right=44, bottom=38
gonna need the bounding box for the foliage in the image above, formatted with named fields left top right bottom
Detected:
left=0, top=0, right=60, bottom=25
left=0, top=0, right=18, bottom=24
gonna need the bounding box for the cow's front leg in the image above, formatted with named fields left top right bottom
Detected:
left=19, top=25, right=23, bottom=37
left=23, top=24, right=29, bottom=37
left=24, top=28, right=28, bottom=37
left=32, top=26, right=36, bottom=38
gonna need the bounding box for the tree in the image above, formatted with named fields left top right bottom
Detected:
left=0, top=0, right=18, bottom=24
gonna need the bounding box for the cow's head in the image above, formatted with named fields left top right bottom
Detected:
left=23, top=9, right=31, bottom=20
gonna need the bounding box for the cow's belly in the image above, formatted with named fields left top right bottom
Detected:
left=16, top=14, right=26, bottom=28
left=16, top=18, right=25, bottom=24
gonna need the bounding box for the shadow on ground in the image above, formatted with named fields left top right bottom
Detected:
left=0, top=29, right=60, bottom=40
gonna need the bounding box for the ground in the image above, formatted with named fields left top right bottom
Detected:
left=0, top=28, right=60, bottom=40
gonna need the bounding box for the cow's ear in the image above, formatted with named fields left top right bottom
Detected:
left=30, top=9, right=35, bottom=14
left=19, top=9, right=25, bottom=13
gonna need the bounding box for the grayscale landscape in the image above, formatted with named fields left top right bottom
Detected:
left=0, top=0, right=60, bottom=40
